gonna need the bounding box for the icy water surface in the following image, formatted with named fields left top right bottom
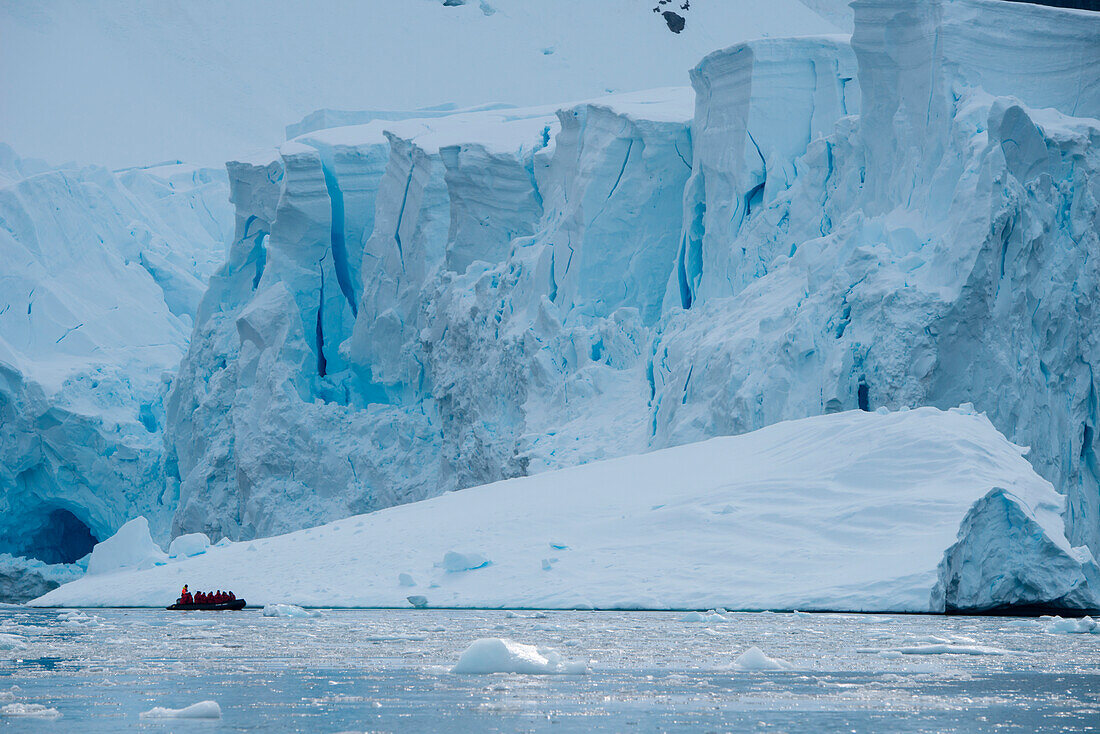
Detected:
left=1, top=608, right=1098, bottom=732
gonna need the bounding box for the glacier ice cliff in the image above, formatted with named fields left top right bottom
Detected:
left=159, top=0, right=1100, bottom=610
left=7, top=0, right=1100, bottom=611
left=0, top=150, right=231, bottom=597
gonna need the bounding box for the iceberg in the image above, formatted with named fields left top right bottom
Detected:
left=451, top=638, right=588, bottom=675
left=31, top=408, right=1100, bottom=612
left=84, top=517, right=167, bottom=576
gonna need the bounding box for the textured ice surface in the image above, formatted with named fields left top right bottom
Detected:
left=84, top=517, right=167, bottom=576
left=0, top=555, right=81, bottom=605
left=167, top=533, right=211, bottom=559
left=0, top=151, right=230, bottom=597
left=34, top=408, right=1100, bottom=612
left=262, top=604, right=319, bottom=618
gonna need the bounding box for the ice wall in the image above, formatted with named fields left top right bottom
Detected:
left=652, top=0, right=1100, bottom=562
left=165, top=93, right=695, bottom=540
left=0, top=153, right=230, bottom=591
left=161, top=0, right=1100, bottom=606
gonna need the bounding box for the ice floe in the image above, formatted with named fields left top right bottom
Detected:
left=451, top=638, right=588, bottom=675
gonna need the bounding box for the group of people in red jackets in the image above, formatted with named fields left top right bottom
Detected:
left=176, top=584, right=236, bottom=605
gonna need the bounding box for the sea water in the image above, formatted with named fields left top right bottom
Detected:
left=1, top=608, right=1097, bottom=732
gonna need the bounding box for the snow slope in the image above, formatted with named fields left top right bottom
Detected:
left=0, top=0, right=838, bottom=169
left=32, top=408, right=1100, bottom=612
left=0, top=150, right=232, bottom=584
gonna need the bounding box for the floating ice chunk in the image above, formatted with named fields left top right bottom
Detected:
left=451, top=638, right=588, bottom=675
left=1, top=703, right=62, bottom=719
left=212, top=538, right=234, bottom=548
left=1043, top=615, right=1097, bottom=634
left=440, top=551, right=490, bottom=572
left=549, top=542, right=569, bottom=550
left=407, top=595, right=429, bottom=608
left=262, top=604, right=319, bottom=618
left=58, top=611, right=101, bottom=629
left=860, top=644, right=1012, bottom=656
left=1004, top=619, right=1045, bottom=629
left=503, top=611, right=549, bottom=619
left=733, top=646, right=791, bottom=671
left=168, top=533, right=211, bottom=559
left=85, top=517, right=167, bottom=575
left=0, top=634, right=26, bottom=651
left=398, top=573, right=416, bottom=587
left=541, top=559, right=553, bottom=571
left=139, top=700, right=222, bottom=719
left=680, top=610, right=727, bottom=623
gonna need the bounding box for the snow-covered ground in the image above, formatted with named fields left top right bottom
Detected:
left=31, top=408, right=1100, bottom=612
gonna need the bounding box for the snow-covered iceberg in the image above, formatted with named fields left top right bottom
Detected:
left=31, top=408, right=1100, bottom=612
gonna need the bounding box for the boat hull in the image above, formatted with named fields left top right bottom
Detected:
left=166, top=599, right=246, bottom=611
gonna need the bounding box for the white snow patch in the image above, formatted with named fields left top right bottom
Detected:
left=451, top=638, right=588, bottom=675
left=440, top=551, right=490, bottom=572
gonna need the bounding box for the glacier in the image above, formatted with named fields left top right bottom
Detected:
left=0, top=148, right=231, bottom=599
left=164, top=0, right=1100, bottom=575
left=31, top=408, right=1100, bottom=611
left=5, top=0, right=1100, bottom=612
